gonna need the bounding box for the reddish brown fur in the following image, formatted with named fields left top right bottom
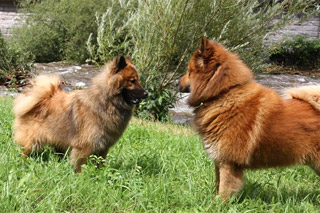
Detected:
left=179, top=37, right=320, bottom=199
left=14, top=56, right=147, bottom=173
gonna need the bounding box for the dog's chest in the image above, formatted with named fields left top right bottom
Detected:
left=93, top=109, right=132, bottom=152
left=194, top=106, right=231, bottom=160
left=193, top=91, right=265, bottom=164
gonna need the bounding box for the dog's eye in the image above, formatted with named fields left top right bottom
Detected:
left=131, top=79, right=136, bottom=84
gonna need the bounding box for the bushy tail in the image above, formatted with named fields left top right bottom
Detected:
left=14, top=74, right=62, bottom=117
left=285, top=85, right=320, bottom=111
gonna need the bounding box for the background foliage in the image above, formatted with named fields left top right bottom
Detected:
left=87, top=0, right=318, bottom=120
left=269, top=35, right=320, bottom=68
left=13, top=0, right=319, bottom=120
left=0, top=31, right=33, bottom=87
left=13, top=0, right=111, bottom=63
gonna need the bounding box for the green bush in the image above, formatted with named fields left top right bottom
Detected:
left=87, top=0, right=317, bottom=121
left=269, top=35, right=320, bottom=68
left=0, top=31, right=33, bottom=87
left=12, top=23, right=63, bottom=63
left=12, top=0, right=111, bottom=63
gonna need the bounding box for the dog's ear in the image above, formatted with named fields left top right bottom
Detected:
left=199, top=36, right=208, bottom=55
left=125, top=56, right=132, bottom=63
left=196, top=37, right=208, bottom=68
left=114, top=56, right=127, bottom=73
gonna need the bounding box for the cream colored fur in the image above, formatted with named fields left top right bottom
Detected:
left=285, top=85, right=320, bottom=111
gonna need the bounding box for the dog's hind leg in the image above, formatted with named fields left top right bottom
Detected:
left=218, top=163, right=244, bottom=200
left=22, top=141, right=43, bottom=157
left=21, top=144, right=33, bottom=157
left=15, top=134, right=33, bottom=157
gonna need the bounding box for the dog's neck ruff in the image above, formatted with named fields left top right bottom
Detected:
left=192, top=84, right=241, bottom=108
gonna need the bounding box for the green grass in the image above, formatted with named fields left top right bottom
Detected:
left=0, top=96, right=319, bottom=212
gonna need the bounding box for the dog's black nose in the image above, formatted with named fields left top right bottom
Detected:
left=179, top=84, right=190, bottom=93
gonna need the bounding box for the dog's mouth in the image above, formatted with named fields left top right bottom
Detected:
left=122, top=88, right=147, bottom=105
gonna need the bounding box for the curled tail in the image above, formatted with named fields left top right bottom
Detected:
left=285, top=85, right=320, bottom=111
left=14, top=74, right=62, bottom=117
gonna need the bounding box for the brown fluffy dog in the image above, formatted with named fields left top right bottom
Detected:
left=179, top=37, right=320, bottom=199
left=14, top=56, right=147, bottom=173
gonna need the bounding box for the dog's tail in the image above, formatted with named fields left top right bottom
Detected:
left=286, top=85, right=320, bottom=111
left=14, top=74, right=62, bottom=117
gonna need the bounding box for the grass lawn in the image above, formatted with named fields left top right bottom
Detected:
left=0, top=96, right=319, bottom=212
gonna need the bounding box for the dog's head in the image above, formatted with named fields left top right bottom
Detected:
left=179, top=37, right=253, bottom=107
left=102, top=56, right=148, bottom=105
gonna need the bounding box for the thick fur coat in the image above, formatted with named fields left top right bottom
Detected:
left=179, top=37, right=320, bottom=199
left=14, top=56, right=147, bottom=172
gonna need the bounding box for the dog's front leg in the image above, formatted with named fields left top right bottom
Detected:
left=70, top=147, right=92, bottom=173
left=96, top=147, right=110, bottom=168
left=218, top=163, right=244, bottom=200
left=214, top=161, right=220, bottom=194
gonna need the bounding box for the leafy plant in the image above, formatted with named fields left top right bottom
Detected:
left=136, top=87, right=176, bottom=121
left=269, top=35, right=320, bottom=68
left=0, top=31, right=33, bottom=87
left=13, top=0, right=111, bottom=63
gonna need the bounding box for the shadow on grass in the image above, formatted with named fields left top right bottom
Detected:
left=25, top=147, right=163, bottom=177
left=110, top=153, right=164, bottom=176
left=27, top=146, right=68, bottom=163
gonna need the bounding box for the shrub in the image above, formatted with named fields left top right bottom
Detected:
left=87, top=0, right=317, bottom=121
left=269, top=35, right=320, bottom=68
left=12, top=0, right=111, bottom=63
left=12, top=23, right=63, bottom=63
left=86, top=1, right=134, bottom=66
left=0, top=31, right=33, bottom=87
